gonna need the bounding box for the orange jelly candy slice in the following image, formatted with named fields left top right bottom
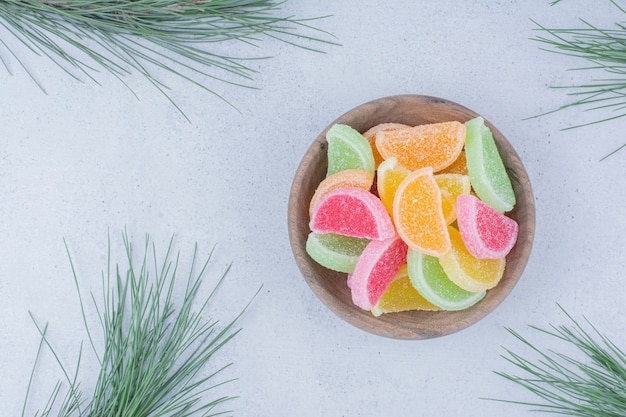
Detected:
left=362, top=123, right=410, bottom=168
left=393, top=167, right=451, bottom=257
left=438, top=225, right=505, bottom=292
left=376, top=157, right=411, bottom=218
left=434, top=174, right=471, bottom=225
left=375, top=121, right=466, bottom=172
left=437, top=150, right=468, bottom=175
left=309, top=169, right=374, bottom=219
left=371, top=265, right=441, bottom=316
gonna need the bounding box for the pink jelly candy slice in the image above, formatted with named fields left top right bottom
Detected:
left=310, top=187, right=395, bottom=240
left=456, top=194, right=519, bottom=259
left=348, top=236, right=408, bottom=310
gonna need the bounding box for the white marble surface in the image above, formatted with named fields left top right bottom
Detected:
left=1, top=1, right=625, bottom=416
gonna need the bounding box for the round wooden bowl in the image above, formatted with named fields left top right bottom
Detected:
left=288, top=95, right=535, bottom=339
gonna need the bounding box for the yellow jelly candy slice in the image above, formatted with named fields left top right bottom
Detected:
left=437, top=150, right=468, bottom=175
left=309, top=169, right=374, bottom=219
left=434, top=174, right=471, bottom=225
left=376, top=157, right=411, bottom=218
left=371, top=265, right=441, bottom=316
left=439, top=225, right=505, bottom=292
left=362, top=123, right=410, bottom=168
left=393, top=167, right=451, bottom=257
left=375, top=121, right=466, bottom=172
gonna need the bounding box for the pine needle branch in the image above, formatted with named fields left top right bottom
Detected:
left=21, top=231, right=259, bottom=417
left=0, top=0, right=338, bottom=120
left=531, top=0, right=626, bottom=159
left=491, top=305, right=626, bottom=416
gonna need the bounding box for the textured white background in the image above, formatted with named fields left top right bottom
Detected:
left=1, top=1, right=625, bottom=416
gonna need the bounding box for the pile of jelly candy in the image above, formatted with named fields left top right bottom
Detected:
left=306, top=118, right=519, bottom=315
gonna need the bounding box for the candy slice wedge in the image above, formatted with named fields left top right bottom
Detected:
left=362, top=123, right=410, bottom=168
left=377, top=157, right=411, bottom=218
left=309, top=169, right=374, bottom=219
left=393, top=168, right=451, bottom=257
left=305, top=232, right=370, bottom=273
left=326, top=124, right=375, bottom=177
left=439, top=225, right=506, bottom=292
left=438, top=150, right=468, bottom=175
left=310, top=187, right=395, bottom=240
left=464, top=117, right=515, bottom=213
left=371, top=265, right=441, bottom=316
left=375, top=121, right=465, bottom=171
left=434, top=174, right=471, bottom=225
left=456, top=194, right=519, bottom=259
left=349, top=236, right=408, bottom=310
left=407, top=248, right=485, bottom=311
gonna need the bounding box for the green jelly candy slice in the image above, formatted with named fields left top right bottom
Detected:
left=465, top=117, right=515, bottom=213
left=306, top=232, right=370, bottom=273
left=326, top=124, right=375, bottom=177
left=407, top=248, right=485, bottom=311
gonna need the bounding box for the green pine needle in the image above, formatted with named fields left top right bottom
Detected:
left=531, top=0, right=626, bottom=159
left=0, top=0, right=338, bottom=120
left=492, top=305, right=626, bottom=416
left=22, top=231, right=259, bottom=417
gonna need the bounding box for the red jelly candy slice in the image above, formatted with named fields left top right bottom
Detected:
left=348, top=235, right=408, bottom=310
left=309, top=187, right=395, bottom=240
left=456, top=194, right=519, bottom=259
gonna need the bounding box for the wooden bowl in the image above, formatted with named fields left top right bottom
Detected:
left=288, top=95, right=535, bottom=339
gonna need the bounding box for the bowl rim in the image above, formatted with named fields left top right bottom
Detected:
left=288, top=94, right=536, bottom=340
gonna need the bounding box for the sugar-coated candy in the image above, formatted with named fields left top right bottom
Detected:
left=376, top=157, right=411, bottom=218
left=434, top=173, right=471, bottom=225
left=439, top=225, right=505, bottom=292
left=438, top=150, right=468, bottom=175
left=375, top=121, right=465, bottom=171
left=326, top=124, right=375, bottom=177
left=310, top=187, right=395, bottom=240
left=464, top=117, right=515, bottom=213
left=349, top=235, right=408, bottom=310
left=393, top=167, right=451, bottom=257
left=308, top=169, right=374, bottom=219
left=305, top=232, right=370, bottom=273
left=456, top=194, right=519, bottom=259
left=305, top=117, right=518, bottom=315
left=371, top=265, right=441, bottom=316
left=407, top=248, right=485, bottom=311
left=362, top=123, right=410, bottom=168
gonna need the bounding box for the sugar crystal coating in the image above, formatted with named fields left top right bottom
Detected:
left=392, top=167, right=451, bottom=257
left=464, top=117, right=515, bottom=213
left=375, top=121, right=465, bottom=171
left=362, top=123, right=410, bottom=168
left=438, top=225, right=505, bottom=292
left=305, top=232, right=370, bottom=273
left=309, top=169, right=374, bottom=219
left=349, top=235, right=408, bottom=310
left=437, top=150, right=469, bottom=175
left=310, top=187, right=395, bottom=240
left=407, top=248, right=485, bottom=311
left=377, top=157, right=411, bottom=218
left=434, top=173, right=471, bottom=225
left=326, top=124, right=375, bottom=177
left=456, top=194, right=519, bottom=259
left=371, top=265, right=441, bottom=316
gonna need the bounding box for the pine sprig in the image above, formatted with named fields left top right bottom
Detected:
left=531, top=1, right=626, bottom=158
left=493, top=306, right=626, bottom=416
left=0, top=0, right=337, bottom=119
left=22, top=232, right=258, bottom=417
